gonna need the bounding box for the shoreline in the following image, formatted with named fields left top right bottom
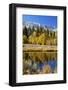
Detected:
left=23, top=44, right=57, bottom=52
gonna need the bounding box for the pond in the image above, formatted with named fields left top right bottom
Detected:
left=23, top=52, right=57, bottom=75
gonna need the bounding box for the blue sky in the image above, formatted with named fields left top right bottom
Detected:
left=23, top=15, right=57, bottom=28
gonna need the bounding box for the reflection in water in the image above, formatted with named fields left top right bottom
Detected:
left=23, top=52, right=57, bottom=75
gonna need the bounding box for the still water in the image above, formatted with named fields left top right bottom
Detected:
left=23, top=52, right=57, bottom=75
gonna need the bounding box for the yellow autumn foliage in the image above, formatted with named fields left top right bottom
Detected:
left=28, top=32, right=46, bottom=45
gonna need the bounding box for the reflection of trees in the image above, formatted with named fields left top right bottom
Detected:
left=23, top=52, right=57, bottom=75
left=23, top=52, right=57, bottom=62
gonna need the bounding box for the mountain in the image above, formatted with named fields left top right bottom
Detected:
left=23, top=22, right=57, bottom=32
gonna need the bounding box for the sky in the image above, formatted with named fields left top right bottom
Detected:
left=23, top=15, right=57, bottom=28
